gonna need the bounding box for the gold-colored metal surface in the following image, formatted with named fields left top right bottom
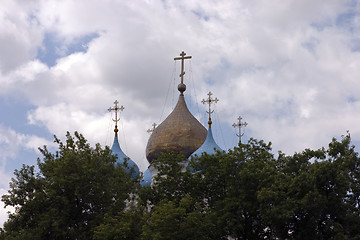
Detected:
left=232, top=116, right=248, bottom=145
left=174, top=51, right=192, bottom=95
left=201, top=91, right=219, bottom=128
left=146, top=95, right=207, bottom=163
left=174, top=51, right=192, bottom=85
left=108, top=100, right=124, bottom=136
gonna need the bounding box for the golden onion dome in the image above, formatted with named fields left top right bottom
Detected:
left=146, top=94, right=207, bottom=163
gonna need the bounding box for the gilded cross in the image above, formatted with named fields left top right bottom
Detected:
left=174, top=51, right=192, bottom=95
left=201, top=91, right=219, bottom=127
left=147, top=123, right=157, bottom=134
left=232, top=116, right=248, bottom=145
left=108, top=100, right=124, bottom=136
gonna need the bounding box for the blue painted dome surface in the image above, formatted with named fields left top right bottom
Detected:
left=191, top=127, right=222, bottom=157
left=140, top=167, right=152, bottom=187
left=111, top=136, right=139, bottom=179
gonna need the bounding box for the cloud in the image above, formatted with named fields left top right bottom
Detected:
left=0, top=188, right=14, bottom=227
left=0, top=125, right=53, bottom=184
left=1, top=0, right=360, bottom=178
left=0, top=0, right=43, bottom=73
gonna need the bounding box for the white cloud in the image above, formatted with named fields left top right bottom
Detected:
left=0, top=0, right=360, bottom=174
left=0, top=125, right=53, bottom=182
left=0, top=188, right=14, bottom=227
left=0, top=0, right=43, bottom=73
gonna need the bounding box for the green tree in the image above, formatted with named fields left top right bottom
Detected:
left=1, top=132, right=137, bottom=240
left=141, top=194, right=217, bottom=240
left=142, top=139, right=277, bottom=239
left=93, top=202, right=144, bottom=240
left=259, top=134, right=360, bottom=239
left=3, top=131, right=360, bottom=240
left=144, top=152, right=192, bottom=205
left=196, top=139, right=276, bottom=239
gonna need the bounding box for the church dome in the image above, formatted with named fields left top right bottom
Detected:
left=190, top=91, right=222, bottom=161
left=108, top=100, right=139, bottom=179
left=146, top=94, right=207, bottom=163
left=140, top=168, right=152, bottom=187
left=191, top=126, right=222, bottom=157
left=111, top=135, right=139, bottom=179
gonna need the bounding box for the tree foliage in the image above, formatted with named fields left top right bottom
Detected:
left=1, top=132, right=136, bottom=240
left=2, top=132, right=360, bottom=239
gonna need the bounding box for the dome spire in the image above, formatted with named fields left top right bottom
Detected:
left=108, top=100, right=124, bottom=137
left=174, top=51, right=192, bottom=95
left=201, top=91, right=219, bottom=128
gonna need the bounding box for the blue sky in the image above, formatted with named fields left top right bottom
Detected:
left=1, top=0, right=360, bottom=225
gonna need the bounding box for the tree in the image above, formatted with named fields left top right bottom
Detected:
left=93, top=202, right=144, bottom=240
left=259, top=134, right=360, bottom=239
left=141, top=139, right=277, bottom=239
left=197, top=139, right=276, bottom=239
left=1, top=132, right=137, bottom=240
left=141, top=194, right=217, bottom=240
left=3, top=131, right=360, bottom=239
left=142, top=135, right=360, bottom=239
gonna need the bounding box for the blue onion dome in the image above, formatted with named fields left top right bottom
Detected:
left=191, top=126, right=222, bottom=157
left=146, top=94, right=207, bottom=163
left=140, top=167, right=152, bottom=187
left=111, top=135, right=139, bottom=179
left=108, top=101, right=139, bottom=179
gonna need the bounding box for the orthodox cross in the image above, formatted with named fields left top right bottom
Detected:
left=232, top=116, right=248, bottom=145
left=174, top=51, right=192, bottom=95
left=147, top=123, right=157, bottom=134
left=201, top=91, right=219, bottom=127
left=108, top=100, right=124, bottom=136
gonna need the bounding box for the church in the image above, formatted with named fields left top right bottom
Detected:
left=108, top=51, right=235, bottom=186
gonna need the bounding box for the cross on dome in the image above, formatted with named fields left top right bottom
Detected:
left=232, top=116, right=248, bottom=145
left=108, top=100, right=125, bottom=136
left=174, top=51, right=192, bottom=95
left=147, top=123, right=157, bottom=134
left=201, top=91, right=219, bottom=127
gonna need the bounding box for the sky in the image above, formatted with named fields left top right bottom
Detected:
left=1, top=0, right=360, bottom=225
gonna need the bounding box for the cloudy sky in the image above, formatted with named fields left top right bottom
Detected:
left=1, top=0, right=360, bottom=224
